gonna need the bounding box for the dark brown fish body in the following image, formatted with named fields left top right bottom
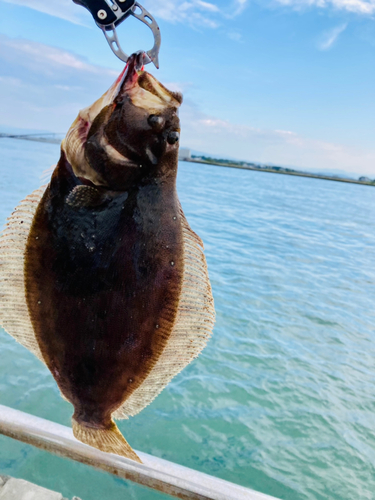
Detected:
left=26, top=151, right=184, bottom=428
left=0, top=54, right=214, bottom=461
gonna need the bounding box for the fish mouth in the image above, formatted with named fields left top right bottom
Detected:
left=62, top=52, right=182, bottom=186
left=116, top=52, right=182, bottom=111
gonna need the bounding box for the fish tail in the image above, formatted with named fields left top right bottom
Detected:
left=72, top=418, right=142, bottom=463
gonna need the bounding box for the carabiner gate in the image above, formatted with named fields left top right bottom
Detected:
left=73, top=0, right=161, bottom=68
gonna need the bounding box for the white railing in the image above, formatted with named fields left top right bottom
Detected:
left=0, top=404, right=279, bottom=500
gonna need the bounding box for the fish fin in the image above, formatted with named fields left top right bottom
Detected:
left=72, top=418, right=142, bottom=463
left=0, top=186, right=47, bottom=362
left=66, top=185, right=108, bottom=209
left=40, top=164, right=56, bottom=185
left=114, top=205, right=215, bottom=419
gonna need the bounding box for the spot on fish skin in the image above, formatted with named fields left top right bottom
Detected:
left=156, top=325, right=159, bottom=329
left=128, top=378, right=133, bottom=383
left=38, top=301, right=41, bottom=305
left=171, top=261, right=175, bottom=266
left=35, top=236, right=39, bottom=240
left=173, top=216, right=177, bottom=220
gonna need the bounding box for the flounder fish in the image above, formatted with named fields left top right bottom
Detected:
left=0, top=53, right=215, bottom=463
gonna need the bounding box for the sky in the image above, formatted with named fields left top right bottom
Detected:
left=0, top=0, right=374, bottom=175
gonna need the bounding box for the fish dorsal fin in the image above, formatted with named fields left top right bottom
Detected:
left=114, top=205, right=215, bottom=419
left=0, top=186, right=47, bottom=362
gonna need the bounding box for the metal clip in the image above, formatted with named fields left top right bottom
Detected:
left=73, top=0, right=161, bottom=68
left=101, top=2, right=161, bottom=68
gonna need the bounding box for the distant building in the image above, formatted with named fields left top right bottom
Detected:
left=179, top=148, right=191, bottom=161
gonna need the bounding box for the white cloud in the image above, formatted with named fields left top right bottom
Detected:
left=0, top=76, right=22, bottom=86
left=195, top=0, right=220, bottom=12
left=4, top=0, right=375, bottom=32
left=232, top=0, right=248, bottom=16
left=1, top=0, right=89, bottom=24
left=143, top=0, right=222, bottom=26
left=164, top=81, right=195, bottom=92
left=273, top=0, right=375, bottom=15
left=0, top=35, right=118, bottom=79
left=1, top=0, right=246, bottom=29
left=0, top=35, right=120, bottom=131
left=180, top=101, right=375, bottom=176
left=1, top=34, right=374, bottom=177
left=54, top=84, right=84, bottom=91
left=227, top=31, right=243, bottom=42
left=318, top=22, right=348, bottom=50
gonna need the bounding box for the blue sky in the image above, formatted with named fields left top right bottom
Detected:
left=0, top=0, right=374, bottom=174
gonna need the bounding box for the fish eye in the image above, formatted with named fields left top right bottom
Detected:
left=167, top=131, right=179, bottom=145
left=148, top=114, right=164, bottom=130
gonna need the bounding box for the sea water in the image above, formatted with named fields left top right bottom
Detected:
left=0, top=138, right=375, bottom=500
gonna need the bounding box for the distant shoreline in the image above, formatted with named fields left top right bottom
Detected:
left=184, top=158, right=375, bottom=187
left=1, top=134, right=373, bottom=187
left=0, top=133, right=61, bottom=144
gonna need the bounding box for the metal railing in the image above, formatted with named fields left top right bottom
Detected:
left=0, top=404, right=279, bottom=500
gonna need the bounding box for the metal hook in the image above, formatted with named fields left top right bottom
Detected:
left=131, top=2, right=160, bottom=69
left=100, top=2, right=161, bottom=68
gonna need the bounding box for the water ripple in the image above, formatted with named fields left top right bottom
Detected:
left=1, top=143, right=375, bottom=500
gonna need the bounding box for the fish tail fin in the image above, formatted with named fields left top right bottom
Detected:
left=72, top=418, right=142, bottom=463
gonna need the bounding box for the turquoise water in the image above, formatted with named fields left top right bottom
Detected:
left=1, top=138, right=375, bottom=500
